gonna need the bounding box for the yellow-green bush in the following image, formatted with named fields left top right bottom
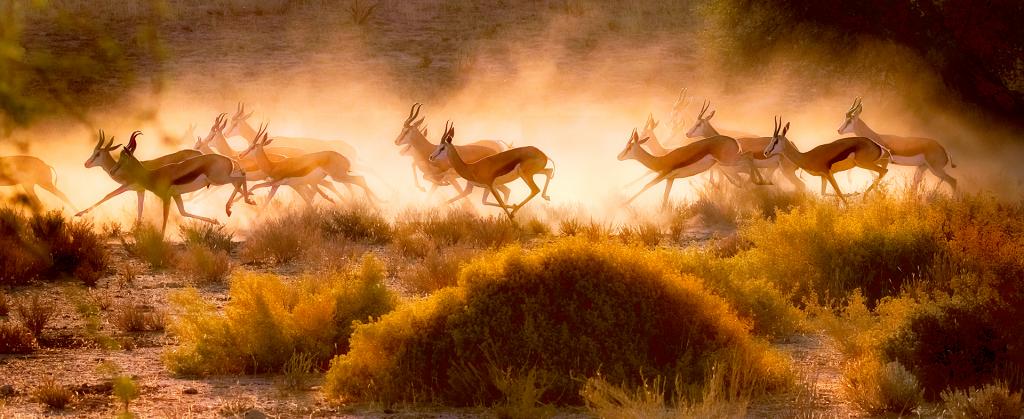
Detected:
left=843, top=357, right=923, bottom=415
left=324, top=239, right=790, bottom=405
left=165, top=255, right=397, bottom=376
left=737, top=197, right=940, bottom=305
left=941, top=382, right=1023, bottom=419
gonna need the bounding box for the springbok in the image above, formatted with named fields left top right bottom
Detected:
left=838, top=97, right=957, bottom=191
left=685, top=100, right=805, bottom=190
left=0, top=155, right=76, bottom=210
left=195, top=114, right=330, bottom=204
left=764, top=117, right=889, bottom=205
left=105, top=133, right=253, bottom=233
left=394, top=103, right=509, bottom=196
left=618, top=128, right=745, bottom=208
left=79, top=130, right=203, bottom=223
left=666, top=87, right=693, bottom=145
left=238, top=124, right=379, bottom=205
left=428, top=122, right=554, bottom=220
left=224, top=103, right=359, bottom=160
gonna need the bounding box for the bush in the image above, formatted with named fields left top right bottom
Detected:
left=241, top=209, right=320, bottom=264
left=0, top=208, right=108, bottom=286
left=318, top=204, right=392, bottom=245
left=619, top=222, right=661, bottom=247
left=0, top=321, right=38, bottom=353
left=737, top=197, right=940, bottom=305
left=179, top=222, right=235, bottom=253
left=176, top=246, right=231, bottom=286
left=165, top=254, right=397, bottom=376
left=882, top=302, right=1008, bottom=399
left=396, top=249, right=475, bottom=295
left=121, top=223, right=176, bottom=269
left=16, top=293, right=55, bottom=336
left=0, top=291, right=8, bottom=316
left=324, top=239, right=790, bottom=405
left=112, top=302, right=166, bottom=333
left=33, top=377, right=72, bottom=410
left=941, top=382, right=1023, bottom=419
left=843, top=357, right=923, bottom=415
left=400, top=209, right=526, bottom=248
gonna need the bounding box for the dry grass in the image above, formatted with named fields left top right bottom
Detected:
left=176, top=246, right=232, bottom=286
left=111, top=302, right=166, bottom=333
left=843, top=357, right=922, bottom=415
left=33, top=377, right=72, bottom=410
left=396, top=248, right=476, bottom=294
left=16, top=293, right=55, bottom=337
left=0, top=291, right=8, bottom=317
left=281, top=352, right=316, bottom=391
left=941, top=382, right=1023, bottom=419
left=0, top=321, right=38, bottom=354
left=121, top=223, right=176, bottom=269
left=179, top=222, right=235, bottom=254
left=116, top=263, right=138, bottom=288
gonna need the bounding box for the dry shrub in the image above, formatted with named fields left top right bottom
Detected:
left=882, top=301, right=1008, bottom=399
left=941, top=382, right=1023, bottom=419
left=400, top=209, right=525, bottom=248
left=0, top=208, right=108, bottom=286
left=324, top=239, right=790, bottom=405
left=489, top=366, right=556, bottom=419
left=121, top=223, right=176, bottom=269
left=179, top=222, right=235, bottom=253
left=318, top=204, right=392, bottom=245
left=558, top=217, right=611, bottom=240
left=117, top=263, right=138, bottom=288
left=112, top=302, right=166, bottom=333
left=618, top=222, right=661, bottom=247
left=241, top=209, right=319, bottom=263
left=396, top=249, right=476, bottom=294
left=16, top=293, right=55, bottom=336
left=0, top=321, right=38, bottom=353
left=33, top=377, right=72, bottom=410
left=176, top=246, right=231, bottom=286
left=843, top=357, right=923, bottom=415
left=0, top=291, right=8, bottom=316
left=390, top=230, right=436, bottom=259
left=281, top=351, right=316, bottom=391
left=165, top=255, right=397, bottom=376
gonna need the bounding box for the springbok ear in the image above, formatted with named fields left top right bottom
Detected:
left=782, top=122, right=790, bottom=136
left=638, top=136, right=650, bottom=144
left=705, top=110, right=716, bottom=120
left=631, top=128, right=639, bottom=141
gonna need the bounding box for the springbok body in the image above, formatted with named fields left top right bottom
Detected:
left=239, top=125, right=379, bottom=205
left=0, top=156, right=76, bottom=210
left=102, top=133, right=253, bottom=234
left=618, top=128, right=744, bottom=208
left=395, top=103, right=508, bottom=195
left=764, top=117, right=889, bottom=205
left=838, top=97, right=957, bottom=191
left=429, top=122, right=553, bottom=219
left=686, top=101, right=805, bottom=190
left=78, top=130, right=204, bottom=222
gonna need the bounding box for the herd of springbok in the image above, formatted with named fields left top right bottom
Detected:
left=0, top=94, right=957, bottom=233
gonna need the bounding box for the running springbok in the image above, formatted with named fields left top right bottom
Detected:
left=838, top=97, right=957, bottom=191
left=764, top=117, right=889, bottom=205
left=686, top=100, right=805, bottom=190
left=79, top=130, right=203, bottom=223
left=95, top=133, right=253, bottom=234
left=0, top=155, right=76, bottom=210
left=618, top=128, right=745, bottom=208
left=429, top=122, right=554, bottom=220
left=238, top=124, right=379, bottom=205
left=195, top=114, right=330, bottom=203
left=395, top=103, right=509, bottom=196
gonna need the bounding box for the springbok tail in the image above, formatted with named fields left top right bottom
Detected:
left=946, top=149, right=957, bottom=168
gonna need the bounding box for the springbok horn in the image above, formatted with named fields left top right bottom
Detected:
left=127, top=131, right=142, bottom=152
left=96, top=130, right=105, bottom=149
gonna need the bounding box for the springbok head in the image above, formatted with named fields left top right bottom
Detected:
left=617, top=128, right=650, bottom=161
left=838, top=97, right=863, bottom=134
left=238, top=123, right=272, bottom=159
left=639, top=113, right=659, bottom=140
left=85, top=129, right=122, bottom=168
left=763, top=116, right=791, bottom=158
left=429, top=121, right=456, bottom=162
left=670, top=87, right=690, bottom=131
left=111, top=131, right=143, bottom=175
left=194, top=113, right=228, bottom=150
left=686, top=99, right=717, bottom=138
left=224, top=102, right=256, bottom=137
left=395, top=103, right=427, bottom=146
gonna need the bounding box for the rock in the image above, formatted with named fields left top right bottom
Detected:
left=182, top=387, right=198, bottom=395
left=0, top=384, right=15, bottom=397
